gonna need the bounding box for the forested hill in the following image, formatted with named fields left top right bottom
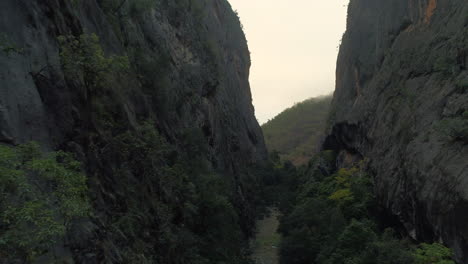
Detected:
left=0, top=0, right=268, bottom=263
left=262, top=95, right=331, bottom=165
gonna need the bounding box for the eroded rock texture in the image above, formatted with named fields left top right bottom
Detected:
left=327, top=0, right=468, bottom=261
left=0, top=0, right=266, bottom=167
left=0, top=0, right=267, bottom=262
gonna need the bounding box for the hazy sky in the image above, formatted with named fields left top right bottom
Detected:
left=227, top=0, right=349, bottom=124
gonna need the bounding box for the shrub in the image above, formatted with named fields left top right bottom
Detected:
left=413, top=243, right=455, bottom=264
left=327, top=219, right=377, bottom=264
left=276, top=151, right=457, bottom=264
left=58, top=33, right=129, bottom=98
left=0, top=142, right=89, bottom=262
left=102, top=122, right=250, bottom=263
left=373, top=229, right=414, bottom=264
left=58, top=33, right=131, bottom=129
left=0, top=34, right=23, bottom=54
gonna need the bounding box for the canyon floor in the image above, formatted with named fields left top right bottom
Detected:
left=252, top=208, right=280, bottom=264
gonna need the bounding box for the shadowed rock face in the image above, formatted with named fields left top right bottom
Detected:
left=328, top=0, right=468, bottom=262
left=0, top=0, right=266, bottom=166
left=0, top=0, right=267, bottom=261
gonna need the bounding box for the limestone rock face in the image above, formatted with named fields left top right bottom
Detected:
left=0, top=0, right=267, bottom=261
left=327, top=0, right=468, bottom=261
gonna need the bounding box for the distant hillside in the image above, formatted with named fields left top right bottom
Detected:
left=262, top=95, right=332, bottom=165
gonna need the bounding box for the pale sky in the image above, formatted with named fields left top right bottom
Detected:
left=227, top=0, right=349, bottom=124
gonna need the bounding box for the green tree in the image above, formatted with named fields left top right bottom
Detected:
left=101, top=122, right=251, bottom=263
left=0, top=143, right=89, bottom=262
left=276, top=151, right=457, bottom=264
left=58, top=33, right=129, bottom=100
left=58, top=33, right=131, bottom=132
left=326, top=219, right=377, bottom=264
left=374, top=231, right=414, bottom=264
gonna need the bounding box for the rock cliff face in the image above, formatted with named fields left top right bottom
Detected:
left=0, top=0, right=267, bottom=262
left=0, top=0, right=266, bottom=169
left=327, top=0, right=468, bottom=262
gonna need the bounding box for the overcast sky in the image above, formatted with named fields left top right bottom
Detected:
left=227, top=0, right=349, bottom=124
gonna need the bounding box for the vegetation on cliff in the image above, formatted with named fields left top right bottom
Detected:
left=99, top=122, right=256, bottom=263
left=53, top=30, right=268, bottom=262
left=0, top=125, right=270, bottom=263
left=0, top=0, right=265, bottom=259
left=271, top=152, right=456, bottom=264
left=0, top=143, right=89, bottom=262
left=1, top=0, right=465, bottom=262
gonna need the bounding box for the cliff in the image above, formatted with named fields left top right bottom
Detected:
left=0, top=0, right=267, bottom=262
left=326, top=0, right=468, bottom=262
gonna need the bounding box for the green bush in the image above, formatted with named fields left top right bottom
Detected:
left=413, top=243, right=455, bottom=264
left=373, top=229, right=414, bottom=264
left=0, top=142, right=89, bottom=262
left=327, top=219, right=377, bottom=264
left=276, top=152, right=456, bottom=264
left=101, top=122, right=251, bottom=263
left=58, top=33, right=129, bottom=97
left=59, top=33, right=131, bottom=129
left=0, top=34, right=23, bottom=54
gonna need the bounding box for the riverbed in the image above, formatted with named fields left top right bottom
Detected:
left=252, top=208, right=280, bottom=264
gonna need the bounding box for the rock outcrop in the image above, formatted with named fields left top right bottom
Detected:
left=0, top=0, right=267, bottom=262
left=327, top=0, right=468, bottom=262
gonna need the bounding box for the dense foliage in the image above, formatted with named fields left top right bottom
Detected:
left=0, top=143, right=89, bottom=262
left=56, top=29, right=267, bottom=263
left=262, top=96, right=332, bottom=165
left=274, top=151, right=456, bottom=264
left=99, top=122, right=257, bottom=263
left=4, top=1, right=262, bottom=263
left=13, top=29, right=457, bottom=263
left=58, top=33, right=130, bottom=98
left=0, top=130, right=267, bottom=263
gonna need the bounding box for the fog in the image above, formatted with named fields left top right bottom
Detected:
left=227, top=0, right=349, bottom=123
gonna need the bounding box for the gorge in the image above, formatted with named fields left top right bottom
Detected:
left=0, top=0, right=467, bottom=263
